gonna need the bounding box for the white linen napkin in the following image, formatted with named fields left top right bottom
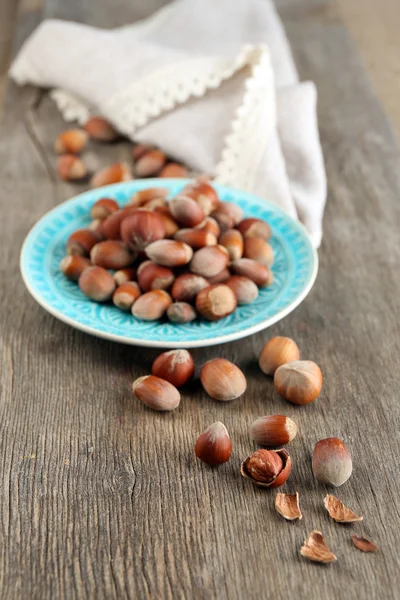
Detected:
left=10, top=0, right=326, bottom=247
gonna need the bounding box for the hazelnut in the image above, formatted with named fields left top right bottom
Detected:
left=259, top=337, right=300, bottom=375
left=171, top=274, right=210, bottom=302
left=153, top=210, right=179, bottom=238
left=190, top=245, right=229, bottom=278
left=167, top=302, right=197, bottom=323
left=112, top=282, right=141, bottom=311
left=195, top=216, right=220, bottom=238
left=143, top=198, right=167, bottom=210
left=312, top=438, right=352, bottom=487
left=214, top=201, right=243, bottom=225
left=57, top=154, right=87, bottom=181
left=83, top=116, right=118, bottom=142
left=207, top=268, right=231, bottom=285
left=59, top=255, right=91, bottom=281
left=183, top=180, right=219, bottom=215
left=132, top=375, right=180, bottom=411
left=132, top=143, right=153, bottom=161
left=131, top=289, right=172, bottom=321
left=78, top=266, right=116, bottom=302
left=174, top=228, right=217, bottom=249
left=152, top=349, right=194, bottom=388
left=200, top=358, right=246, bottom=401
left=121, top=211, right=165, bottom=251
left=169, top=196, right=205, bottom=227
left=145, top=240, right=193, bottom=267
left=274, top=360, right=323, bottom=405
left=90, top=162, right=132, bottom=188
left=100, top=206, right=137, bottom=240
left=231, top=258, right=271, bottom=287
left=240, top=448, right=291, bottom=488
left=225, top=275, right=258, bottom=305
left=237, top=218, right=271, bottom=241
left=113, top=267, right=137, bottom=286
left=243, top=237, right=274, bottom=267
left=90, top=240, right=135, bottom=270
left=219, top=229, right=244, bottom=260
left=249, top=415, right=298, bottom=447
left=195, top=422, right=232, bottom=465
left=196, top=284, right=237, bottom=321
left=135, top=149, right=166, bottom=177
left=210, top=209, right=235, bottom=233
left=129, top=187, right=169, bottom=208
left=159, top=163, right=188, bottom=178
left=137, top=261, right=175, bottom=292
left=66, top=229, right=101, bottom=256
left=90, top=198, right=119, bottom=220
left=54, top=129, right=88, bottom=154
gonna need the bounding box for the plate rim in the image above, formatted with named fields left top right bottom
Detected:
left=20, top=179, right=319, bottom=348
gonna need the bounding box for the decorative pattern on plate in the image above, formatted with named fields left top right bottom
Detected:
left=20, top=179, right=318, bottom=348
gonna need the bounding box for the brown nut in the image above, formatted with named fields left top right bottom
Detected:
left=90, top=240, right=135, bottom=270
left=240, top=448, right=291, bottom=488
left=60, top=255, right=91, bottom=281
left=249, top=415, right=298, bottom=446
left=274, top=360, right=323, bottom=405
left=195, top=422, right=232, bottom=465
left=174, top=228, right=217, bottom=249
left=145, top=240, right=193, bottom=267
left=219, top=229, right=243, bottom=260
left=196, top=284, right=237, bottom=321
left=112, top=282, right=141, bottom=311
left=153, top=209, right=179, bottom=238
left=113, top=267, right=137, bottom=286
left=135, top=149, right=167, bottom=177
left=128, top=187, right=169, bottom=207
left=78, top=266, right=116, bottom=301
left=259, top=337, right=300, bottom=376
left=169, top=196, right=205, bottom=227
left=152, top=349, right=195, bottom=387
left=88, top=219, right=105, bottom=235
left=231, top=258, right=271, bottom=287
left=237, top=218, right=271, bottom=241
left=131, top=289, right=172, bottom=320
left=137, top=261, right=175, bottom=292
left=167, top=302, right=197, bottom=323
left=55, top=129, right=88, bottom=154
left=207, top=268, right=231, bottom=285
left=171, top=273, right=210, bottom=302
left=312, top=438, right=352, bottom=487
left=244, top=237, right=274, bottom=267
left=195, top=216, right=220, bottom=238
left=83, top=116, right=118, bottom=142
left=143, top=198, right=167, bottom=210
left=90, top=162, right=132, bottom=188
left=90, top=198, right=119, bottom=220
left=57, top=154, right=87, bottom=181
left=183, top=180, right=219, bottom=215
left=210, top=209, right=235, bottom=233
left=132, top=143, right=153, bottom=161
left=200, top=358, right=246, bottom=401
left=66, top=229, right=101, bottom=256
left=132, top=375, right=180, bottom=411
left=100, top=206, right=137, bottom=239
left=214, top=201, right=243, bottom=225
left=225, top=275, right=258, bottom=304
left=159, top=163, right=189, bottom=178
left=190, top=245, right=229, bottom=278
left=121, top=211, right=165, bottom=250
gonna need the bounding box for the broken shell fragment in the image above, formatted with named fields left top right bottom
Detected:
left=275, top=492, right=302, bottom=521
left=351, top=535, right=378, bottom=553
left=324, top=495, right=363, bottom=523
left=300, top=531, right=337, bottom=564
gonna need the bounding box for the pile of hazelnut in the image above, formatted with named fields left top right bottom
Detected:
left=132, top=337, right=378, bottom=562
left=60, top=179, right=274, bottom=323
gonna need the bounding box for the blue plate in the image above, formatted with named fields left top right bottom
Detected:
left=20, top=179, right=318, bottom=348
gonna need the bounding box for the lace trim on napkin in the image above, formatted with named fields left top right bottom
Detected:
left=49, top=44, right=275, bottom=194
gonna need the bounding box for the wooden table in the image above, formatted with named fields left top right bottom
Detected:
left=1, top=1, right=399, bottom=598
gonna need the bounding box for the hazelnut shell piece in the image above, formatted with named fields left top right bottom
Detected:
left=300, top=531, right=337, bottom=563
left=351, top=535, right=378, bottom=553
left=275, top=492, right=302, bottom=521
left=240, top=448, right=292, bottom=488
left=324, top=494, right=363, bottom=523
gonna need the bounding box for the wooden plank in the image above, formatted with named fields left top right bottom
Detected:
left=0, top=1, right=399, bottom=599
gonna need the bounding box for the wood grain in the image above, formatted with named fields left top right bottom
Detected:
left=0, top=0, right=399, bottom=598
